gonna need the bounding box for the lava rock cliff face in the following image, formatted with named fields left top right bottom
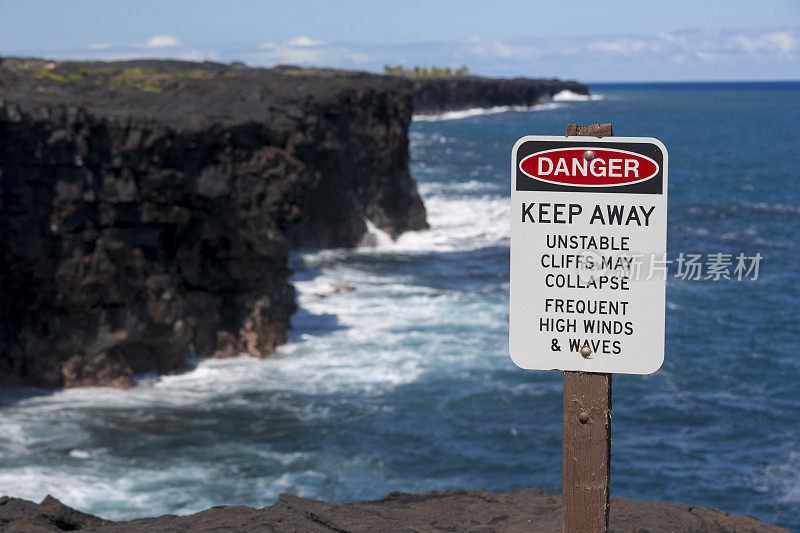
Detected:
left=0, top=59, right=586, bottom=389
left=0, top=59, right=427, bottom=388
left=412, top=76, right=588, bottom=114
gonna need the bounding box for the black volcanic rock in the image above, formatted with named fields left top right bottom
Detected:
left=0, top=489, right=789, bottom=532
left=411, top=76, right=589, bottom=114
left=0, top=495, right=112, bottom=531
left=0, top=58, right=427, bottom=388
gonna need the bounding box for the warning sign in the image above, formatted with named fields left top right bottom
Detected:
left=509, top=136, right=668, bottom=374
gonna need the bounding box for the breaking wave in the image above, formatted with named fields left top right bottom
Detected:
left=413, top=103, right=561, bottom=122
left=358, top=192, right=508, bottom=254
left=552, top=90, right=605, bottom=102
left=412, top=90, right=604, bottom=121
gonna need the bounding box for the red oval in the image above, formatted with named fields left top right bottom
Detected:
left=519, top=148, right=658, bottom=187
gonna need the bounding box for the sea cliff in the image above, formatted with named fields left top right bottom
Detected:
left=0, top=58, right=585, bottom=390
left=411, top=76, right=589, bottom=114
left=0, top=58, right=427, bottom=388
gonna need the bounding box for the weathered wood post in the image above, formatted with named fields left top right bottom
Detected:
left=561, top=123, right=614, bottom=533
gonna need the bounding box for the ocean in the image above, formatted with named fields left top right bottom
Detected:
left=1, top=81, right=798, bottom=530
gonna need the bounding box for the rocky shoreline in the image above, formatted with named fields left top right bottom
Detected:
left=411, top=76, right=588, bottom=114
left=0, top=58, right=585, bottom=389
left=0, top=487, right=789, bottom=532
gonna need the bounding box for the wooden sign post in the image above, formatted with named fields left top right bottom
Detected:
left=562, top=123, right=613, bottom=533
left=563, top=372, right=611, bottom=532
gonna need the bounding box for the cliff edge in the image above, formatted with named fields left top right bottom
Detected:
left=0, top=488, right=790, bottom=532
left=0, top=58, right=427, bottom=388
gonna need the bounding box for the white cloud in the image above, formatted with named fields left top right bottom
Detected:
left=348, top=53, right=370, bottom=63
left=30, top=26, right=800, bottom=81
left=467, top=38, right=515, bottom=59
left=459, top=28, right=800, bottom=78
left=587, top=38, right=648, bottom=55
left=733, top=35, right=758, bottom=53
left=175, top=49, right=219, bottom=62
left=587, top=40, right=626, bottom=54
left=254, top=37, right=366, bottom=66
left=144, top=35, right=181, bottom=48
left=287, top=36, right=323, bottom=47
left=725, top=31, right=796, bottom=57
left=694, top=51, right=719, bottom=62
left=764, top=31, right=796, bottom=55
left=257, top=42, right=325, bottom=64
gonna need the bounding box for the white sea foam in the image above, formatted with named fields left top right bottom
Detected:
left=413, top=103, right=560, bottom=122
left=755, top=451, right=800, bottom=505
left=68, top=448, right=93, bottom=459
left=412, top=90, right=604, bottom=121
left=353, top=185, right=508, bottom=255
left=390, top=195, right=508, bottom=252
left=0, top=125, right=519, bottom=519
left=552, top=89, right=604, bottom=102
left=359, top=220, right=395, bottom=248
left=0, top=318, right=435, bottom=517
left=741, top=201, right=800, bottom=215
left=415, top=179, right=496, bottom=195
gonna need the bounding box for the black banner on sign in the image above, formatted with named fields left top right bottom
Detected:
left=515, top=139, right=664, bottom=194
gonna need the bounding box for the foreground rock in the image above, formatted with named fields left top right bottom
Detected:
left=0, top=488, right=789, bottom=532
left=0, top=58, right=427, bottom=389
left=411, top=76, right=589, bottom=114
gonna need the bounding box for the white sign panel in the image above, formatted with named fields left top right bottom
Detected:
left=510, top=136, right=668, bottom=374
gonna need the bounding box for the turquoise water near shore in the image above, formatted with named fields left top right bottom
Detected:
left=0, top=82, right=798, bottom=529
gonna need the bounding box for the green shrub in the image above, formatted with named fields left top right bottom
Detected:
left=33, top=70, right=82, bottom=82
left=382, top=65, right=469, bottom=79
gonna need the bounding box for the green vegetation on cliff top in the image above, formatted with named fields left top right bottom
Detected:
left=383, top=65, right=469, bottom=79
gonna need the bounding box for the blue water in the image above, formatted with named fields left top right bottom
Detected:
left=0, top=82, right=798, bottom=529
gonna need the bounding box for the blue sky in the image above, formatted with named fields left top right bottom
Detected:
left=2, top=0, right=798, bottom=81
